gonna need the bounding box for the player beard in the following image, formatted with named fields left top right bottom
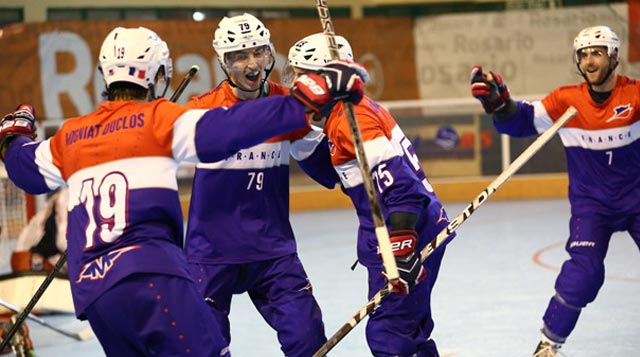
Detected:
left=583, top=64, right=611, bottom=88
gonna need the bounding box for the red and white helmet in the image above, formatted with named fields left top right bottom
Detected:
left=98, top=27, right=172, bottom=89
left=573, top=26, right=619, bottom=63
left=288, top=33, right=354, bottom=71
left=212, top=13, right=271, bottom=62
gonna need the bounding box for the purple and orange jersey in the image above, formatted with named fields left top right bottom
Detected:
left=323, top=97, right=453, bottom=267
left=4, top=97, right=307, bottom=317
left=184, top=81, right=337, bottom=264
left=496, top=75, right=640, bottom=215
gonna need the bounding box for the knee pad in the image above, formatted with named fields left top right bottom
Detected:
left=555, top=254, right=605, bottom=306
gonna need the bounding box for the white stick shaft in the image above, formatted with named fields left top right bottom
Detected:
left=314, top=105, right=578, bottom=356
left=314, top=0, right=399, bottom=281
left=420, top=105, right=578, bottom=260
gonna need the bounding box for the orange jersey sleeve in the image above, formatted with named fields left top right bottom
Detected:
left=325, top=98, right=394, bottom=166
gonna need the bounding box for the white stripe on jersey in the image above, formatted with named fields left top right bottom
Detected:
left=172, top=109, right=208, bottom=163
left=335, top=159, right=362, bottom=189
left=363, top=136, right=398, bottom=169
left=336, top=135, right=399, bottom=189
left=196, top=141, right=290, bottom=170
left=389, top=125, right=408, bottom=156
left=559, top=121, right=640, bottom=150
left=34, top=139, right=65, bottom=190
left=66, top=157, right=178, bottom=207
left=533, top=101, right=554, bottom=134
left=290, top=128, right=325, bottom=161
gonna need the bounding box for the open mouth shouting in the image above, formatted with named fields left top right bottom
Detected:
left=246, top=70, right=261, bottom=83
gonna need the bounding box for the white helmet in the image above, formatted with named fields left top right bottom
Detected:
left=213, top=13, right=271, bottom=61
left=99, top=27, right=172, bottom=90
left=288, top=33, right=354, bottom=71
left=573, top=26, right=619, bottom=62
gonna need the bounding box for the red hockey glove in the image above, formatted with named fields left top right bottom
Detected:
left=382, top=230, right=426, bottom=295
left=0, top=104, right=37, bottom=161
left=470, top=65, right=511, bottom=115
left=290, top=60, right=367, bottom=120
left=291, top=73, right=336, bottom=120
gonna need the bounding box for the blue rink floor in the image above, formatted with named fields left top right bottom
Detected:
left=21, top=199, right=640, bottom=356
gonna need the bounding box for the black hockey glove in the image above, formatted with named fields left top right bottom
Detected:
left=318, top=60, right=369, bottom=104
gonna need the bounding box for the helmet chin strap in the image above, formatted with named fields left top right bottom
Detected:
left=220, top=55, right=275, bottom=98
left=148, top=75, right=171, bottom=100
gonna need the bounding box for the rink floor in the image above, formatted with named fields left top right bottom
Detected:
left=18, top=199, right=640, bottom=356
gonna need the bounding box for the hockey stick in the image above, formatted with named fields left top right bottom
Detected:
left=0, top=69, right=199, bottom=350
left=0, top=250, right=67, bottom=352
left=169, top=65, right=199, bottom=102
left=313, top=105, right=579, bottom=356
left=0, top=298, right=93, bottom=341
left=314, top=0, right=399, bottom=282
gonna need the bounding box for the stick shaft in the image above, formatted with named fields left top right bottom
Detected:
left=314, top=0, right=399, bottom=282
left=169, top=65, right=199, bottom=102
left=314, top=106, right=578, bottom=356
left=0, top=64, right=199, bottom=351
left=420, top=105, right=577, bottom=260
left=0, top=297, right=84, bottom=341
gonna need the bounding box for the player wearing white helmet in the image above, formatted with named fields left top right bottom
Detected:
left=0, top=25, right=367, bottom=356
left=573, top=25, right=619, bottom=87
left=99, top=26, right=173, bottom=100
left=471, top=25, right=640, bottom=357
left=212, top=13, right=275, bottom=98
left=182, top=15, right=370, bottom=356
left=288, top=33, right=353, bottom=70
left=288, top=32, right=455, bottom=357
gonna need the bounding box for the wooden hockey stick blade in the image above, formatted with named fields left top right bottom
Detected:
left=314, top=0, right=399, bottom=282
left=0, top=298, right=94, bottom=341
left=313, top=105, right=579, bottom=356
left=169, top=65, right=199, bottom=102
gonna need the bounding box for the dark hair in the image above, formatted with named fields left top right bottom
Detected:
left=104, top=82, right=149, bottom=101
